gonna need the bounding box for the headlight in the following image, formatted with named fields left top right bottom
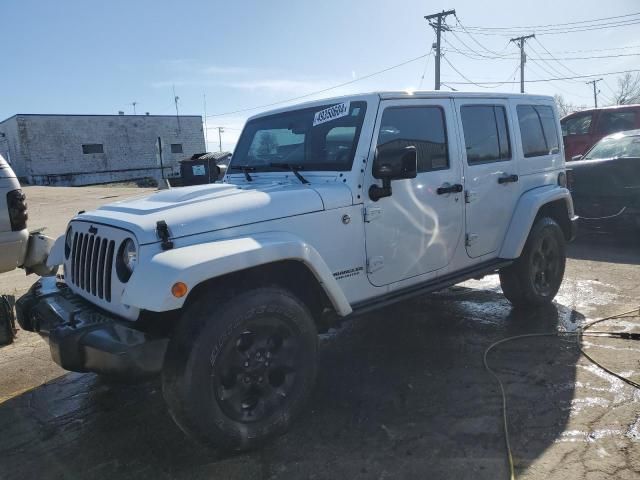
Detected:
left=65, top=227, right=73, bottom=259
left=116, top=238, right=137, bottom=282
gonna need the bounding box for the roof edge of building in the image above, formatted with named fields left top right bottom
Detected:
left=0, top=113, right=203, bottom=124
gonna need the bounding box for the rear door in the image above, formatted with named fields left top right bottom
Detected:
left=454, top=98, right=520, bottom=258
left=594, top=108, right=639, bottom=140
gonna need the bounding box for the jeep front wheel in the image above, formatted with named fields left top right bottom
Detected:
left=162, top=287, right=318, bottom=451
left=499, top=217, right=566, bottom=307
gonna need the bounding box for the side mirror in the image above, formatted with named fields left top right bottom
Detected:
left=369, top=146, right=417, bottom=201
left=570, top=155, right=582, bottom=162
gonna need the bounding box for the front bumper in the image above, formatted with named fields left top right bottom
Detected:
left=16, top=277, right=168, bottom=377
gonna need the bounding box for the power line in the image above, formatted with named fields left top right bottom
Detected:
left=525, top=62, right=592, bottom=99
left=452, top=14, right=511, bottom=56
left=448, top=11, right=640, bottom=31
left=449, top=17, right=640, bottom=36
left=417, top=47, right=434, bottom=90
left=206, top=52, right=430, bottom=118
left=442, top=55, right=519, bottom=88
left=532, top=38, right=581, bottom=78
left=442, top=68, right=640, bottom=85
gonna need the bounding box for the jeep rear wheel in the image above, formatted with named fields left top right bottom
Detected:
left=162, top=287, right=318, bottom=451
left=499, top=217, right=566, bottom=307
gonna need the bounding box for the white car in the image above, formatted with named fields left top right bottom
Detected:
left=0, top=154, right=28, bottom=274
left=17, top=91, right=577, bottom=450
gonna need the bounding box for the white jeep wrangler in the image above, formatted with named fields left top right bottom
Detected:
left=17, top=92, right=577, bottom=450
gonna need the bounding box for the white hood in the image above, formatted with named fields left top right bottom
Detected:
left=74, top=181, right=351, bottom=244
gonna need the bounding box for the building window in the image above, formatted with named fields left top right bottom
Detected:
left=171, top=143, right=183, bottom=154
left=376, top=106, right=449, bottom=172
left=517, top=105, right=560, bottom=158
left=461, top=105, right=511, bottom=165
left=82, top=144, right=104, bottom=154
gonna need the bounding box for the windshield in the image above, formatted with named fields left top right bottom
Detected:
left=584, top=134, right=640, bottom=160
left=230, top=101, right=367, bottom=172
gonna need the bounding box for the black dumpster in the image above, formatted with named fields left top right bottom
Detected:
left=179, top=152, right=231, bottom=186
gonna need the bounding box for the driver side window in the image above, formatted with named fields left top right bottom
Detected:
left=377, top=106, right=449, bottom=173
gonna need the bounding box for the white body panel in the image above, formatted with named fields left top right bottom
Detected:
left=364, top=98, right=464, bottom=286
left=0, top=154, right=28, bottom=273
left=50, top=91, right=573, bottom=320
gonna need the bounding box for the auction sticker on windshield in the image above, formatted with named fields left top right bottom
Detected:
left=313, top=102, right=350, bottom=127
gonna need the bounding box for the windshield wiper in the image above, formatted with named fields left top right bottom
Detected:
left=228, top=165, right=255, bottom=182
left=269, top=163, right=309, bottom=184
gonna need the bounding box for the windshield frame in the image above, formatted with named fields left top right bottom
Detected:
left=229, top=100, right=368, bottom=173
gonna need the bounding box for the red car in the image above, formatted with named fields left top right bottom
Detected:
left=561, top=104, right=640, bottom=161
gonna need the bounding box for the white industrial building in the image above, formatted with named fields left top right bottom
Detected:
left=0, top=114, right=206, bottom=186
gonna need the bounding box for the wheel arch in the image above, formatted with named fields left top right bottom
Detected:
left=500, top=186, right=576, bottom=259
left=185, top=260, right=336, bottom=331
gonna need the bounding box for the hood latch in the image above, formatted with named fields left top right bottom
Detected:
left=156, top=220, right=174, bottom=250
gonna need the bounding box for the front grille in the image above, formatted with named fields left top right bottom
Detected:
left=70, top=232, right=115, bottom=302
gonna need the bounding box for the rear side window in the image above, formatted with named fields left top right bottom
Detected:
left=461, top=105, right=511, bottom=164
left=597, top=110, right=637, bottom=135
left=561, top=112, right=592, bottom=136
left=377, top=106, right=449, bottom=172
left=517, top=105, right=560, bottom=158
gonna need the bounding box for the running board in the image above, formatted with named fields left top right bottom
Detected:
left=350, top=259, right=512, bottom=316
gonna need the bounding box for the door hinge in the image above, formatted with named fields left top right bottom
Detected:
left=464, top=190, right=477, bottom=203
left=367, top=256, right=384, bottom=273
left=364, top=206, right=383, bottom=223
left=465, top=233, right=479, bottom=247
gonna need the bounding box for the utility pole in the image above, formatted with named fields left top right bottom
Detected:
left=203, top=93, right=209, bottom=151
left=586, top=78, right=602, bottom=108
left=510, top=34, right=535, bottom=93
left=424, top=9, right=456, bottom=91
left=217, top=127, right=224, bottom=152
left=131, top=101, right=137, bottom=115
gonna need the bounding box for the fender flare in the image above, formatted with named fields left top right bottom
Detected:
left=121, top=231, right=353, bottom=316
left=499, top=186, right=575, bottom=259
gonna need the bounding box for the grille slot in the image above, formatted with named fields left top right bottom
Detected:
left=68, top=231, right=116, bottom=303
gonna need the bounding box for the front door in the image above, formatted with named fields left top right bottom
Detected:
left=454, top=99, right=520, bottom=258
left=364, top=99, right=464, bottom=287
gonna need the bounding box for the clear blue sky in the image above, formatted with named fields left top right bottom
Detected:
left=1, top=0, right=638, bottom=150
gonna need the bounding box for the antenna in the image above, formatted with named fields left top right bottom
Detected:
left=131, top=101, right=137, bottom=115
left=203, top=93, right=209, bottom=151
left=218, top=127, right=224, bottom=152
left=173, top=84, right=181, bottom=132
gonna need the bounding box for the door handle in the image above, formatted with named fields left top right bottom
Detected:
left=437, top=183, right=463, bottom=195
left=498, top=174, right=519, bottom=184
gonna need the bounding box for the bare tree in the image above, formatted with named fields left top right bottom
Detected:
left=554, top=94, right=584, bottom=117
left=612, top=73, right=640, bottom=105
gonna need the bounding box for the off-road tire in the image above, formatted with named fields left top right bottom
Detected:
left=499, top=217, right=566, bottom=307
left=162, top=287, right=318, bottom=451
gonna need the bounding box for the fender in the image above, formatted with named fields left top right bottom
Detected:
left=500, top=186, right=575, bottom=259
left=121, top=231, right=353, bottom=316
